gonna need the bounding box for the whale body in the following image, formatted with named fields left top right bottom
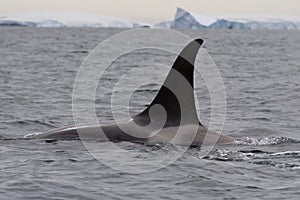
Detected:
left=29, top=39, right=233, bottom=146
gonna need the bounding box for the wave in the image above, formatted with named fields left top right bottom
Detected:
left=6, top=119, right=57, bottom=128
left=234, top=136, right=299, bottom=146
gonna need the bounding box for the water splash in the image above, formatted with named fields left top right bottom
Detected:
left=234, top=136, right=299, bottom=146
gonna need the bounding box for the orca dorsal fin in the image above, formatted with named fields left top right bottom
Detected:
left=134, top=39, right=203, bottom=127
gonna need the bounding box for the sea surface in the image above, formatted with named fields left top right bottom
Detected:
left=0, top=27, right=299, bottom=199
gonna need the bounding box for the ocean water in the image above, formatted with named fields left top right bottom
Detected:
left=0, top=27, right=300, bottom=199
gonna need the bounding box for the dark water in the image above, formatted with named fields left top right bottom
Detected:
left=0, top=27, right=300, bottom=199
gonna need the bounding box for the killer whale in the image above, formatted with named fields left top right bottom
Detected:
left=29, top=39, right=233, bottom=146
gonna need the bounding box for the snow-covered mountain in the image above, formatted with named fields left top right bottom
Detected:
left=168, top=7, right=300, bottom=30
left=0, top=11, right=141, bottom=28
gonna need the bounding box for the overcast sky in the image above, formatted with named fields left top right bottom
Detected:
left=1, top=0, right=299, bottom=24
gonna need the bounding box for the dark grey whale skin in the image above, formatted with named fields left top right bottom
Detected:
left=31, top=39, right=234, bottom=146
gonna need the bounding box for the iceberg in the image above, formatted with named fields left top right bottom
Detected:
left=244, top=20, right=300, bottom=30
left=154, top=21, right=172, bottom=28
left=210, top=18, right=300, bottom=30
left=34, top=20, right=64, bottom=27
left=1, top=8, right=300, bottom=30
left=0, top=19, right=26, bottom=27
left=0, top=11, right=141, bottom=28
left=209, top=19, right=248, bottom=29
left=170, top=7, right=207, bottom=29
left=167, top=7, right=300, bottom=30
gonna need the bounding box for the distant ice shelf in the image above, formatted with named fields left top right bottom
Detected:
left=1, top=8, right=300, bottom=30
left=0, top=11, right=142, bottom=28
